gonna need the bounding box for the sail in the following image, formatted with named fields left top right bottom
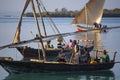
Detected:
left=13, top=0, right=30, bottom=43
left=72, top=0, right=105, bottom=25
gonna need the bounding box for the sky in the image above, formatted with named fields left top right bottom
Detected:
left=0, top=0, right=120, bottom=14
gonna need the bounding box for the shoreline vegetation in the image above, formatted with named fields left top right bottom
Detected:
left=24, top=8, right=120, bottom=17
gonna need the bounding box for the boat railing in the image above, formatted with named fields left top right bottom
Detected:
left=30, top=59, right=75, bottom=64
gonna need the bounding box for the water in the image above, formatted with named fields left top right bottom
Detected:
left=3, top=71, right=115, bottom=80
left=0, top=17, right=120, bottom=80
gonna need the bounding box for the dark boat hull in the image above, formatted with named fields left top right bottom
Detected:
left=16, top=46, right=94, bottom=58
left=16, top=47, right=72, bottom=58
left=0, top=60, right=114, bottom=74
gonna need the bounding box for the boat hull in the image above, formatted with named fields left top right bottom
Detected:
left=76, top=26, right=107, bottom=32
left=16, top=47, right=72, bottom=58
left=0, top=60, right=115, bottom=74
left=16, top=46, right=94, bottom=58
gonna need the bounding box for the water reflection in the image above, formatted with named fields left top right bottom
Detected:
left=5, top=70, right=115, bottom=80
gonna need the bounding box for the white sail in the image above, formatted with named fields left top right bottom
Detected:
left=72, top=0, right=105, bottom=25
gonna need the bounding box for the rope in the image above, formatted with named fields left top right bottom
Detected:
left=38, top=0, right=67, bottom=44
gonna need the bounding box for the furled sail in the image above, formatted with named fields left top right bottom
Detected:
left=13, top=0, right=30, bottom=43
left=72, top=0, right=105, bottom=25
left=0, top=30, right=92, bottom=50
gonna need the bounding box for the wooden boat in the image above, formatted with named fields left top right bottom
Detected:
left=0, top=59, right=115, bottom=74
left=71, top=0, right=120, bottom=32
left=0, top=49, right=117, bottom=74
left=71, top=0, right=106, bottom=32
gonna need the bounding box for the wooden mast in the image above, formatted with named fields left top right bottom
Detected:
left=36, top=0, right=49, bottom=48
left=85, top=4, right=88, bottom=45
left=30, top=0, right=46, bottom=61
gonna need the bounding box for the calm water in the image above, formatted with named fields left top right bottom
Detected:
left=0, top=17, right=120, bottom=80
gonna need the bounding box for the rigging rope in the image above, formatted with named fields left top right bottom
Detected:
left=38, top=0, right=67, bottom=44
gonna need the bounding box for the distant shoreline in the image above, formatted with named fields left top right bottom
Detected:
left=102, top=14, right=120, bottom=17
left=24, top=8, right=120, bottom=18
left=23, top=13, right=120, bottom=18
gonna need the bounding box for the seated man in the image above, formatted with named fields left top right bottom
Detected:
left=79, top=47, right=91, bottom=63
left=100, top=50, right=110, bottom=63
left=56, top=48, right=66, bottom=62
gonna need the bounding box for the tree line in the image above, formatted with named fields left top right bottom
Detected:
left=24, top=8, right=120, bottom=17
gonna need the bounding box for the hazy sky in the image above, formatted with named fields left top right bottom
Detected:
left=0, top=0, right=120, bottom=13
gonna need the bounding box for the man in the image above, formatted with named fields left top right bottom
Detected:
left=56, top=48, right=66, bottom=62
left=103, top=50, right=110, bottom=62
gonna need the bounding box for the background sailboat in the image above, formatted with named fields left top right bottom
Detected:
left=72, top=0, right=106, bottom=32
